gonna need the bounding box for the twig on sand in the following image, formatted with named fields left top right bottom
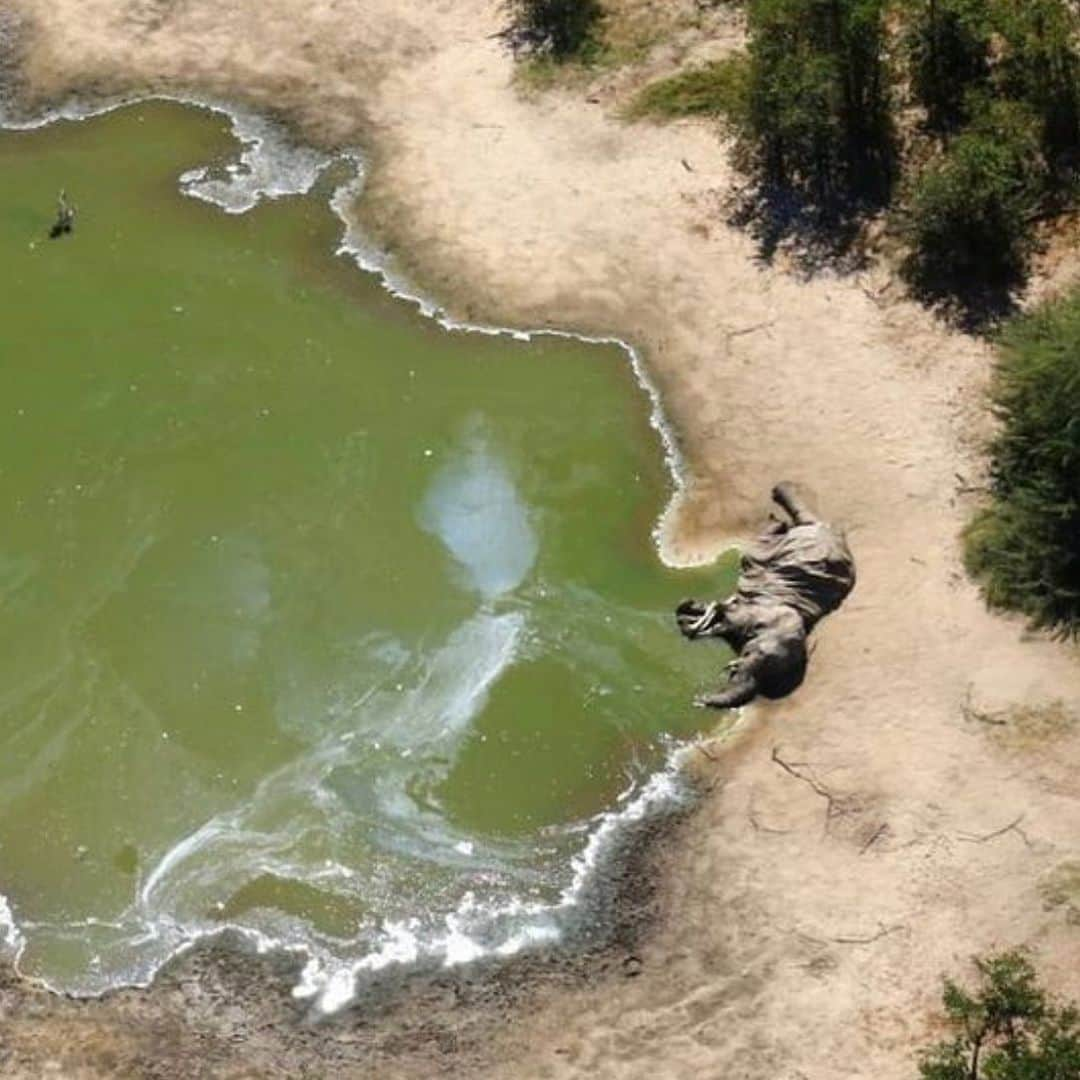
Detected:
left=771, top=745, right=844, bottom=832
left=859, top=822, right=889, bottom=855
left=960, top=684, right=1008, bottom=727
left=831, top=923, right=907, bottom=946
left=795, top=921, right=907, bottom=947
left=859, top=281, right=891, bottom=308
left=747, top=791, right=791, bottom=835
left=725, top=319, right=775, bottom=342
left=954, top=472, right=989, bottom=496
left=957, top=813, right=1033, bottom=849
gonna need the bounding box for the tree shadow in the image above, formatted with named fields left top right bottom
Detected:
left=900, top=247, right=1027, bottom=332
left=725, top=182, right=877, bottom=277
left=903, top=272, right=1021, bottom=333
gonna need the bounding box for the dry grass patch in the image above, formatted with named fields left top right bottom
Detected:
left=1040, top=860, right=1080, bottom=924
left=513, top=0, right=739, bottom=96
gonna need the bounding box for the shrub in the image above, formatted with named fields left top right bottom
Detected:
left=627, top=57, right=749, bottom=120
left=739, top=0, right=894, bottom=205
left=501, top=0, right=604, bottom=60
left=919, top=951, right=1080, bottom=1079
left=993, top=0, right=1080, bottom=176
left=965, top=290, right=1080, bottom=636
left=905, top=0, right=993, bottom=132
left=901, top=99, right=1044, bottom=304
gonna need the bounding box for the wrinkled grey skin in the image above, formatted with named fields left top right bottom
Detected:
left=676, top=483, right=855, bottom=709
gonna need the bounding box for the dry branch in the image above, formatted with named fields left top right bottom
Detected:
left=957, top=814, right=1033, bottom=849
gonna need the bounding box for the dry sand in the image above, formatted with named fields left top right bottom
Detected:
left=3, top=0, right=1080, bottom=1076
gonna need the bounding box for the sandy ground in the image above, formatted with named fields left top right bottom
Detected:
left=3, top=0, right=1080, bottom=1076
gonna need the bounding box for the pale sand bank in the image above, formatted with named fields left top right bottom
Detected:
left=3, top=1, right=1080, bottom=1077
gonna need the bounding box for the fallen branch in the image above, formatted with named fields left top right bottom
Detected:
left=859, top=822, right=889, bottom=855
left=725, top=319, right=775, bottom=342
left=771, top=745, right=844, bottom=832
left=831, top=923, right=906, bottom=946
left=859, top=281, right=891, bottom=308
left=960, top=685, right=1008, bottom=727
left=957, top=814, right=1032, bottom=849
left=747, top=791, right=791, bottom=835
left=954, top=472, right=989, bottom=496
left=794, top=921, right=907, bottom=947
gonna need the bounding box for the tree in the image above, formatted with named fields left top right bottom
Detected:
left=905, top=0, right=993, bottom=132
left=738, top=0, right=894, bottom=205
left=901, top=97, right=1044, bottom=307
left=501, top=0, right=603, bottom=60
left=919, top=951, right=1080, bottom=1079
left=993, top=0, right=1080, bottom=179
left=965, top=290, right=1080, bottom=636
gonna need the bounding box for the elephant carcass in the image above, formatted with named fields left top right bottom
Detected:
left=676, top=483, right=855, bottom=709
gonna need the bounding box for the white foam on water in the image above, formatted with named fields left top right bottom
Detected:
left=0, top=893, right=25, bottom=955
left=0, top=93, right=328, bottom=214
left=178, top=110, right=329, bottom=213
left=289, top=748, right=693, bottom=1014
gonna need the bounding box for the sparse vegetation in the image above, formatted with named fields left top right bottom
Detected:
left=1040, top=861, right=1080, bottom=924
left=904, top=0, right=993, bottom=133
left=965, top=289, right=1080, bottom=636
left=626, top=57, right=748, bottom=119
left=919, top=951, right=1080, bottom=1080
left=901, top=0, right=1080, bottom=311
left=736, top=0, right=895, bottom=206
left=900, top=98, right=1045, bottom=310
left=501, top=0, right=604, bottom=60
left=993, top=0, right=1080, bottom=176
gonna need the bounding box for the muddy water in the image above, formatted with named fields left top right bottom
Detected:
left=0, top=101, right=734, bottom=1005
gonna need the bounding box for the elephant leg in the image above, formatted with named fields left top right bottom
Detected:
left=771, top=482, right=817, bottom=527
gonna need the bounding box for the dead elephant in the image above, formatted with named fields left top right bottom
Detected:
left=676, top=483, right=855, bottom=709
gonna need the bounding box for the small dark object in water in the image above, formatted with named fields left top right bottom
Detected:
left=676, top=483, right=856, bottom=709
left=49, top=189, right=76, bottom=239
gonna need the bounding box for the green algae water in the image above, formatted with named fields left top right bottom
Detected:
left=0, top=101, right=734, bottom=1006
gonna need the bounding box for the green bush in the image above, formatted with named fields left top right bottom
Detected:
left=905, top=0, right=993, bottom=132
left=993, top=0, right=1080, bottom=174
left=919, top=951, right=1080, bottom=1079
left=501, top=0, right=604, bottom=60
left=740, top=0, right=894, bottom=203
left=901, top=99, right=1044, bottom=302
left=627, top=57, right=749, bottom=120
left=965, top=290, right=1080, bottom=636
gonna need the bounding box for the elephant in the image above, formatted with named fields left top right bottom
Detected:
left=676, top=483, right=855, bottom=710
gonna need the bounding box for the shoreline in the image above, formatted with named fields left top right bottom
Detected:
left=0, top=743, right=718, bottom=1078
left=3, top=1, right=1080, bottom=1076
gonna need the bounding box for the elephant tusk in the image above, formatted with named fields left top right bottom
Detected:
left=688, top=601, right=719, bottom=635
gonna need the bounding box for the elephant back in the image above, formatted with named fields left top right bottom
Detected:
left=739, top=521, right=855, bottom=628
